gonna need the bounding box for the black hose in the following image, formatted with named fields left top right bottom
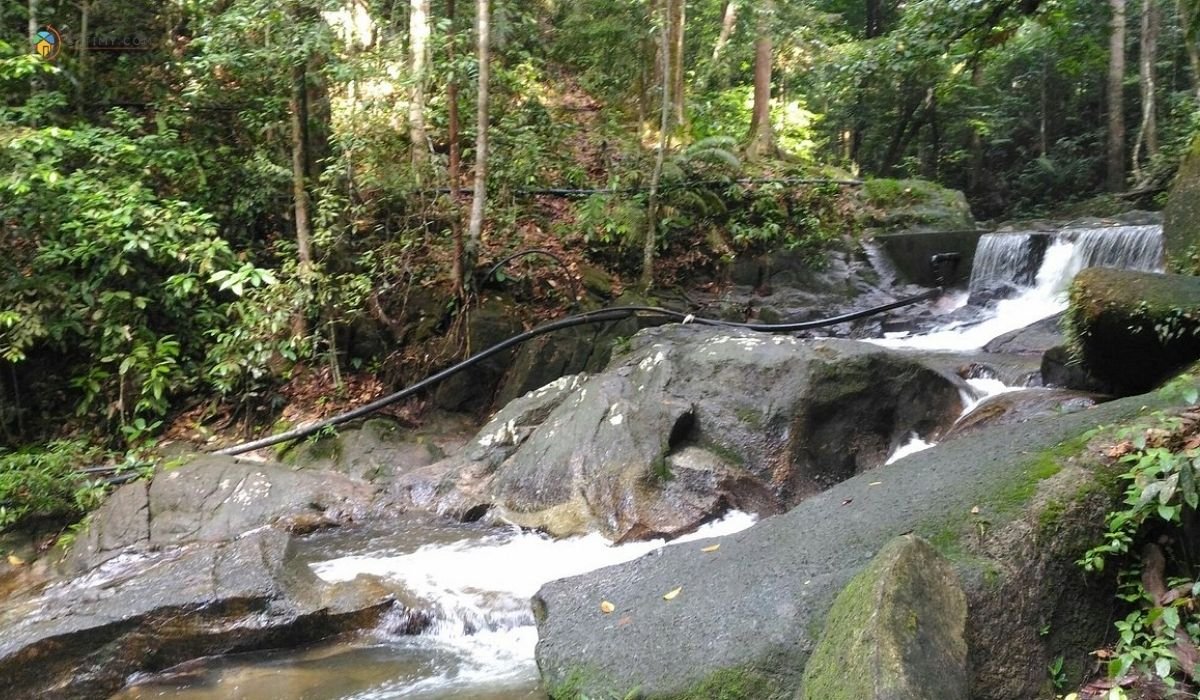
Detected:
left=211, top=287, right=941, bottom=457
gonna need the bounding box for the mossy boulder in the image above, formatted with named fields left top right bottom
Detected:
left=1065, top=268, right=1200, bottom=394
left=533, top=382, right=1194, bottom=699
left=801, top=535, right=968, bottom=700
left=858, top=178, right=976, bottom=234
left=1163, top=133, right=1200, bottom=273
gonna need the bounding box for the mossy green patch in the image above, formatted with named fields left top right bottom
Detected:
left=674, top=666, right=782, bottom=700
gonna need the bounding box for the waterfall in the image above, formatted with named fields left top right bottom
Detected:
left=968, top=232, right=1050, bottom=294
left=969, top=225, right=1163, bottom=296
left=874, top=224, right=1164, bottom=352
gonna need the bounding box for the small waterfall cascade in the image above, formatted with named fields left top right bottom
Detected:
left=968, top=232, right=1050, bottom=294
left=875, top=224, right=1163, bottom=352
left=968, top=225, right=1164, bottom=296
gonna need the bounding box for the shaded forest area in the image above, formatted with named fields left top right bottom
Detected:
left=1, top=0, right=1199, bottom=527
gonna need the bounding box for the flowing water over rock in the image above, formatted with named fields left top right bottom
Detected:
left=874, top=224, right=1164, bottom=352
left=111, top=513, right=756, bottom=699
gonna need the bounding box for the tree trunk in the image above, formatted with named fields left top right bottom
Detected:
left=1132, top=0, right=1159, bottom=182
left=447, top=0, right=464, bottom=296
left=670, top=0, right=685, bottom=128
left=290, top=61, right=314, bottom=337
left=712, top=1, right=737, bottom=63
left=744, top=0, right=776, bottom=161
left=1180, top=0, right=1200, bottom=103
left=642, top=0, right=672, bottom=291
left=27, top=0, right=36, bottom=47
left=1107, top=0, right=1127, bottom=192
left=465, top=0, right=490, bottom=280
left=968, top=62, right=985, bottom=193
left=290, top=64, right=314, bottom=269
left=409, top=0, right=430, bottom=170
left=866, top=0, right=882, bottom=37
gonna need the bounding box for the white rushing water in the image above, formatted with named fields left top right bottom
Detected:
left=305, top=511, right=758, bottom=698
left=873, top=225, right=1164, bottom=352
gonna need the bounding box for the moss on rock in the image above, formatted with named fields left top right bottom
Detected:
left=801, top=535, right=968, bottom=700
left=1065, top=268, right=1200, bottom=393
left=1164, top=133, right=1200, bottom=274
left=858, top=178, right=976, bottom=233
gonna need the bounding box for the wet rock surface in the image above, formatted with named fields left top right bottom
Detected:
left=0, top=528, right=396, bottom=700
left=982, top=312, right=1065, bottom=355
left=946, top=388, right=1103, bottom=438
left=66, top=456, right=375, bottom=573
left=533, top=390, right=1172, bottom=700
left=395, top=324, right=965, bottom=541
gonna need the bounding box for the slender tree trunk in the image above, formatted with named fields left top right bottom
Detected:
left=409, top=0, right=430, bottom=170
left=744, top=0, right=776, bottom=161
left=1107, top=0, right=1127, bottom=192
left=447, top=0, right=464, bottom=296
left=78, top=0, right=89, bottom=110
left=968, top=62, right=985, bottom=192
left=712, top=1, right=737, bottom=63
left=465, top=0, right=489, bottom=279
left=290, top=65, right=314, bottom=269
left=1180, top=0, right=1200, bottom=102
left=290, top=62, right=314, bottom=337
left=642, top=1, right=671, bottom=291
left=27, top=0, right=36, bottom=47
left=1133, top=0, right=1159, bottom=182
left=1039, top=50, right=1048, bottom=156
left=670, top=0, right=685, bottom=128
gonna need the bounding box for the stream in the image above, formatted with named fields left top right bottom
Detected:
left=111, top=224, right=1163, bottom=700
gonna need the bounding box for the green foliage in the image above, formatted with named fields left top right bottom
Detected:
left=1079, top=377, right=1200, bottom=688
left=0, top=440, right=105, bottom=531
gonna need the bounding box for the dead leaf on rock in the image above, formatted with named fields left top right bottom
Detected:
left=868, top=481, right=882, bottom=486
left=1107, top=441, right=1134, bottom=459
left=840, top=498, right=853, bottom=506
left=6, top=554, right=23, bottom=566
left=600, top=600, right=615, bottom=614
left=970, top=506, right=980, bottom=515
left=663, top=587, right=682, bottom=601
left=700, top=544, right=720, bottom=553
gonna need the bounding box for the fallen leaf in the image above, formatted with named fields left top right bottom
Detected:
left=700, top=544, right=720, bottom=553
left=663, top=587, right=682, bottom=601
left=6, top=555, right=23, bottom=566
left=600, top=600, right=615, bottom=614
left=840, top=498, right=853, bottom=506
left=970, top=506, right=980, bottom=515
left=617, top=615, right=633, bottom=627
left=868, top=481, right=882, bottom=486
left=1106, top=441, right=1133, bottom=458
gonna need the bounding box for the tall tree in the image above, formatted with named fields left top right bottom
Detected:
left=1132, top=0, right=1159, bottom=183
left=1107, top=0, right=1127, bottom=192
left=669, top=0, right=686, bottom=128
left=409, top=0, right=431, bottom=169
left=643, top=0, right=671, bottom=290
left=745, top=0, right=776, bottom=160
left=465, top=0, right=490, bottom=278
left=447, top=0, right=464, bottom=296
left=711, top=1, right=737, bottom=64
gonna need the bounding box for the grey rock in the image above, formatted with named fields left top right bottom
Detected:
left=801, top=535, right=968, bottom=700
left=67, top=456, right=374, bottom=573
left=532, top=389, right=1177, bottom=699
left=0, top=529, right=396, bottom=700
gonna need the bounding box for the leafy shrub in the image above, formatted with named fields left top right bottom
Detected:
left=0, top=440, right=106, bottom=530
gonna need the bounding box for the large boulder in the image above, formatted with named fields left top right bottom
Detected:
left=0, top=529, right=397, bottom=700
left=1164, top=133, right=1200, bottom=273
left=395, top=325, right=965, bottom=541
left=800, top=535, right=968, bottom=700
left=1066, top=268, right=1200, bottom=394
left=66, top=455, right=375, bottom=573
left=532, top=385, right=1191, bottom=699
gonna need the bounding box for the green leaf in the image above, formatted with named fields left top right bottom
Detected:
left=1163, top=606, right=1181, bottom=631
left=1156, top=656, right=1172, bottom=678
